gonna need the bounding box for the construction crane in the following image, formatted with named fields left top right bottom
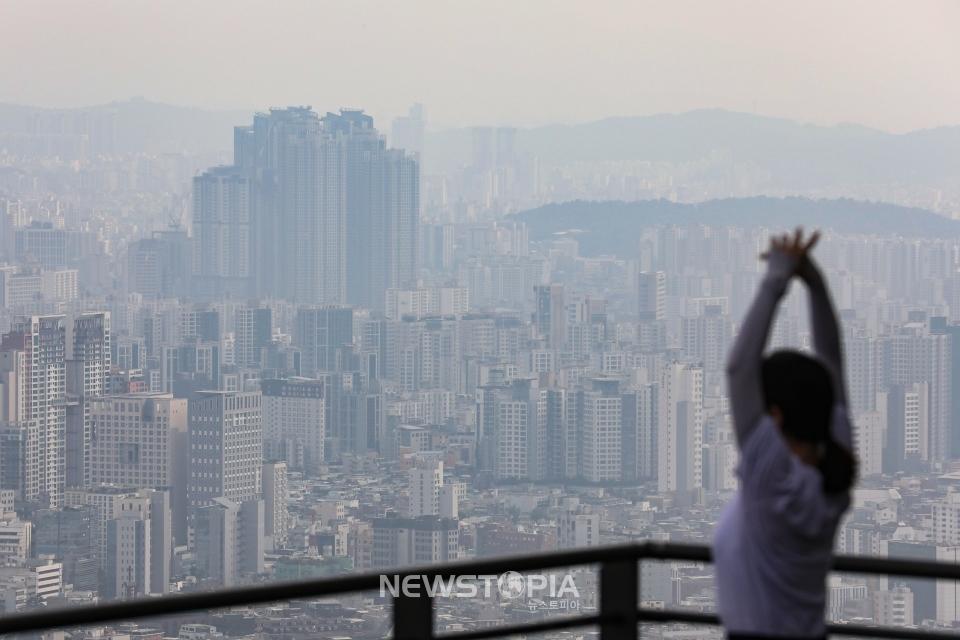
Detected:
left=168, top=195, right=189, bottom=230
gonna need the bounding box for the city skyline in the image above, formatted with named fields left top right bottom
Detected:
left=0, top=3, right=958, bottom=633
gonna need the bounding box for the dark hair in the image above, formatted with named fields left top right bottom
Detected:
left=761, top=350, right=856, bottom=494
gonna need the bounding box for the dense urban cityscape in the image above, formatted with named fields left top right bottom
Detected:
left=0, top=96, right=957, bottom=639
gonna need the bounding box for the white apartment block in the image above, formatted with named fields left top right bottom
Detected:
left=843, top=331, right=880, bottom=414
left=408, top=460, right=443, bottom=517
left=874, top=585, right=913, bottom=627
left=884, top=328, right=949, bottom=462
left=0, top=520, right=31, bottom=559
left=853, top=410, right=884, bottom=477
left=582, top=390, right=622, bottom=483
left=440, top=482, right=466, bottom=519
left=826, top=576, right=869, bottom=621
left=317, top=500, right=345, bottom=526
left=904, top=383, right=928, bottom=459
left=932, top=490, right=960, bottom=545
left=702, top=442, right=738, bottom=491
left=557, top=498, right=600, bottom=549
left=527, top=349, right=556, bottom=374
left=0, top=268, right=78, bottom=306
left=82, top=486, right=145, bottom=568
left=937, top=546, right=960, bottom=623
left=658, top=362, right=703, bottom=493
left=1, top=315, right=67, bottom=507
left=496, top=398, right=530, bottom=480
left=106, top=504, right=150, bottom=598
left=385, top=284, right=469, bottom=321
left=493, top=378, right=547, bottom=482
left=262, top=461, right=288, bottom=547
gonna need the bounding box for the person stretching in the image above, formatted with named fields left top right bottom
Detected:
left=713, top=228, right=856, bottom=639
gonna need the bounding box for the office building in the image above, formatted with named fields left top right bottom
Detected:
left=88, top=394, right=183, bottom=489
left=194, top=497, right=264, bottom=588
left=82, top=486, right=172, bottom=593
left=14, top=222, right=66, bottom=268
left=32, top=505, right=96, bottom=591
left=88, top=394, right=188, bottom=539
left=294, top=306, right=354, bottom=376
left=234, top=305, right=272, bottom=368
left=336, top=381, right=383, bottom=457
left=371, top=514, right=459, bottom=568
left=188, top=391, right=262, bottom=525
left=261, top=378, right=324, bottom=472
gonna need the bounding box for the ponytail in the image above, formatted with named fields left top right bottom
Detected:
left=818, top=438, right=856, bottom=495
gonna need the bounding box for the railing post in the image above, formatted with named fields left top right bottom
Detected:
left=394, top=590, right=433, bottom=640
left=601, top=558, right=639, bottom=640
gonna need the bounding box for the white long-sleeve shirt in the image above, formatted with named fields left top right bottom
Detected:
left=713, top=249, right=852, bottom=637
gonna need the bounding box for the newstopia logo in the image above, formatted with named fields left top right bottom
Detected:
left=380, top=572, right=580, bottom=600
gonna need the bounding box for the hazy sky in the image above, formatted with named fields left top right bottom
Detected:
left=1, top=1, right=958, bottom=132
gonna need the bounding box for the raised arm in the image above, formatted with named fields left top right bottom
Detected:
left=799, top=257, right=847, bottom=408
left=727, top=248, right=798, bottom=446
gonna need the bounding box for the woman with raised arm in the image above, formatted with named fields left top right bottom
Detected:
left=713, top=228, right=856, bottom=639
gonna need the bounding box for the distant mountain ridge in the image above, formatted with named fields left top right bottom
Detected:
left=509, top=197, right=960, bottom=258
left=0, top=97, right=252, bottom=155
left=2, top=102, right=958, bottom=188
left=425, top=110, right=960, bottom=188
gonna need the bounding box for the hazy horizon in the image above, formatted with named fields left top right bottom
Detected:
left=1, top=1, right=959, bottom=133
left=3, top=98, right=957, bottom=137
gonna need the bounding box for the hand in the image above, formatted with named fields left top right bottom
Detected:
left=761, top=227, right=820, bottom=264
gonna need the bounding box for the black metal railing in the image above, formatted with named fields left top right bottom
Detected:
left=2, top=542, right=960, bottom=639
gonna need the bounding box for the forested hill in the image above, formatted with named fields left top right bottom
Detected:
left=508, top=197, right=960, bottom=258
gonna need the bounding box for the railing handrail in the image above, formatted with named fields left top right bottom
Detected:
left=0, top=541, right=958, bottom=638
